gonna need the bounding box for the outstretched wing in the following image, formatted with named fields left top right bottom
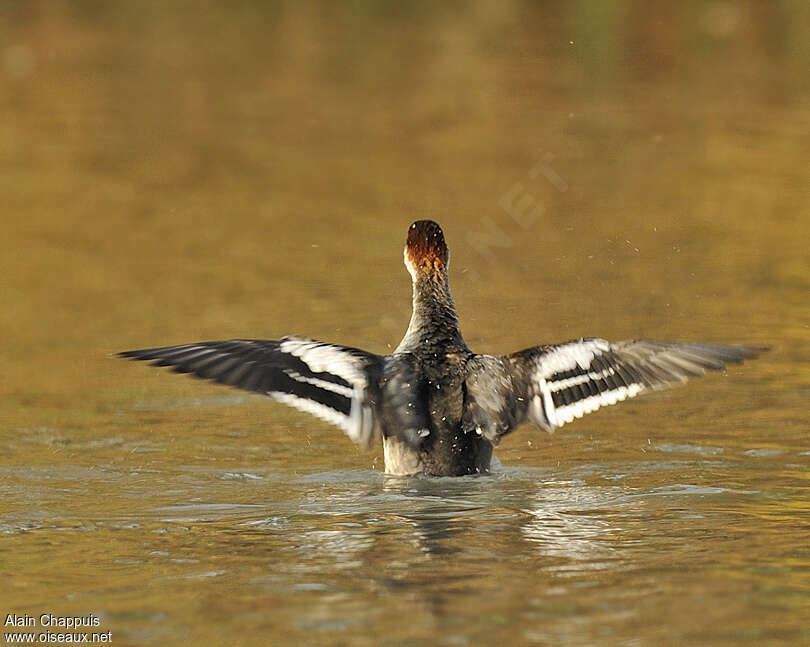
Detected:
left=507, top=339, right=765, bottom=432
left=119, top=337, right=384, bottom=447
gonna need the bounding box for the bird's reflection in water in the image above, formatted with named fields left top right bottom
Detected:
left=282, top=469, right=632, bottom=563
left=256, top=468, right=631, bottom=573
left=237, top=467, right=634, bottom=634
left=379, top=472, right=493, bottom=553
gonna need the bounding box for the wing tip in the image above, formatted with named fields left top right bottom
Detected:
left=700, top=343, right=770, bottom=366
left=117, top=348, right=148, bottom=360
left=737, top=345, right=770, bottom=360
left=117, top=347, right=178, bottom=365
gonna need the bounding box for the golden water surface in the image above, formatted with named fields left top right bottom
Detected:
left=1, top=2, right=809, bottom=645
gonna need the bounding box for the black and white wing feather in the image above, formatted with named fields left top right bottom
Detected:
left=508, top=339, right=765, bottom=432
left=119, top=337, right=383, bottom=447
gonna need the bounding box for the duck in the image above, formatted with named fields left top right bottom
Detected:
left=120, top=220, right=765, bottom=476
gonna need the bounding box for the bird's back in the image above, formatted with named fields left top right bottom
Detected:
left=381, top=348, right=493, bottom=476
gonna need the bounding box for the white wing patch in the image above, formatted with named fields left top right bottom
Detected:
left=269, top=392, right=351, bottom=430
left=530, top=378, right=558, bottom=431
left=276, top=338, right=378, bottom=445
left=526, top=339, right=647, bottom=431
left=284, top=370, right=354, bottom=398
left=280, top=339, right=369, bottom=385
left=546, top=366, right=617, bottom=392
left=540, top=383, right=644, bottom=427
left=268, top=391, right=375, bottom=445
left=534, top=339, right=610, bottom=376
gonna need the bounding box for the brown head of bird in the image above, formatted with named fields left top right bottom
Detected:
left=404, top=220, right=449, bottom=281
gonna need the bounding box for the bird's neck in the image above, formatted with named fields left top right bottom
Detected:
left=396, top=274, right=467, bottom=354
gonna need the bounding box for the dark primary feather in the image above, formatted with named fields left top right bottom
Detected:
left=120, top=340, right=356, bottom=391
left=119, top=338, right=384, bottom=447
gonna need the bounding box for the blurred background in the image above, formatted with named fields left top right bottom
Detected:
left=1, top=2, right=808, bottom=645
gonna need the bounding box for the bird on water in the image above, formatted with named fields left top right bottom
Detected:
left=120, top=220, right=765, bottom=476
